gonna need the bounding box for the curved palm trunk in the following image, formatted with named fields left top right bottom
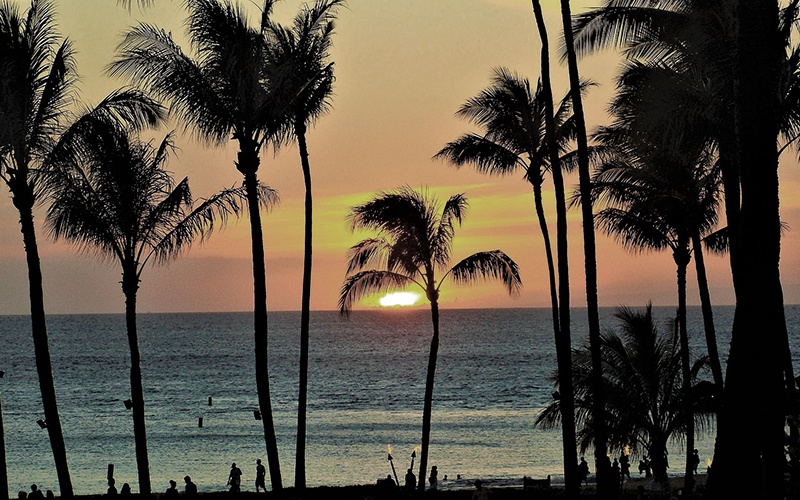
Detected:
left=531, top=181, right=560, bottom=348
left=417, top=296, right=440, bottom=493
left=121, top=266, right=151, bottom=495
left=691, top=233, right=724, bottom=395
left=673, top=249, right=694, bottom=493
left=295, top=123, right=313, bottom=491
left=558, top=1, right=608, bottom=493
left=240, top=149, right=283, bottom=491
left=531, top=1, right=577, bottom=494
left=15, top=195, right=73, bottom=497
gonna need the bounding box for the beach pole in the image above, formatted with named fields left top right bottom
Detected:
left=387, top=446, right=400, bottom=486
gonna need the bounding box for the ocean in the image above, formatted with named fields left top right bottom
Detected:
left=0, top=306, right=797, bottom=495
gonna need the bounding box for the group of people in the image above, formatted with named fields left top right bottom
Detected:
left=17, top=484, right=54, bottom=500
left=227, top=459, right=267, bottom=493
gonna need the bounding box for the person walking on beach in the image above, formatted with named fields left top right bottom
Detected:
left=405, top=468, right=416, bottom=493
left=578, top=457, right=590, bottom=485
left=691, top=449, right=700, bottom=475
left=620, top=453, right=631, bottom=481
left=183, top=476, right=197, bottom=497
left=255, top=459, right=266, bottom=492
left=428, top=465, right=439, bottom=491
left=227, top=463, right=242, bottom=493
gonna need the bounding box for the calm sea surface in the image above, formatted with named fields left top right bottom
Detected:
left=0, top=306, right=798, bottom=495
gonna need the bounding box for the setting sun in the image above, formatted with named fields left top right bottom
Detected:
left=379, top=292, right=421, bottom=307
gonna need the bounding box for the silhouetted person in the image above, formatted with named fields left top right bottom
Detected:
left=165, top=480, right=180, bottom=498
left=183, top=476, right=197, bottom=497
left=228, top=463, right=242, bottom=493
left=255, top=459, right=266, bottom=492
left=17, top=491, right=27, bottom=499
left=405, top=468, right=416, bottom=493
left=120, top=483, right=132, bottom=496
left=691, top=449, right=700, bottom=475
left=45, top=491, right=54, bottom=500
left=579, top=457, right=590, bottom=485
left=620, top=453, right=631, bottom=480
left=28, top=485, right=44, bottom=500
left=428, top=465, right=439, bottom=491
left=107, top=478, right=118, bottom=496
left=471, top=480, right=490, bottom=500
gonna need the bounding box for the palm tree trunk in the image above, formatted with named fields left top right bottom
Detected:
left=0, top=391, right=8, bottom=500
left=673, top=250, right=694, bottom=493
left=241, top=163, right=283, bottom=491
left=530, top=2, right=577, bottom=494
left=558, top=1, right=609, bottom=493
left=649, top=437, right=669, bottom=486
left=295, top=122, right=313, bottom=491
left=417, top=296, right=440, bottom=493
left=691, top=233, right=724, bottom=395
left=530, top=182, right=560, bottom=347
left=121, top=267, right=151, bottom=495
left=15, top=195, right=73, bottom=497
left=709, top=2, right=786, bottom=498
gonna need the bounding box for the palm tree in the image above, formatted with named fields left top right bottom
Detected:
left=536, top=304, right=714, bottom=487
left=557, top=1, right=610, bottom=492
left=338, top=187, right=522, bottom=493
left=109, top=0, right=294, bottom=488
left=44, top=123, right=267, bottom=495
left=1, top=2, right=163, bottom=495
left=261, top=1, right=343, bottom=489
left=590, top=137, right=722, bottom=491
left=434, top=65, right=581, bottom=493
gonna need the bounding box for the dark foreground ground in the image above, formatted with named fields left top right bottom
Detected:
left=69, top=475, right=707, bottom=500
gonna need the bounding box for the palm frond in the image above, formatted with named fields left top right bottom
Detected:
left=345, top=237, right=391, bottom=274
left=338, top=270, right=414, bottom=316
left=446, top=250, right=522, bottom=296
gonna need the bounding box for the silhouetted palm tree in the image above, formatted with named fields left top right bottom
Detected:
left=262, top=1, right=343, bottom=489
left=558, top=0, right=609, bottom=491
left=434, top=65, right=582, bottom=493
left=44, top=125, right=267, bottom=495
left=339, top=187, right=522, bottom=492
left=1, top=2, right=163, bottom=494
left=536, top=304, right=714, bottom=487
left=109, top=0, right=293, bottom=488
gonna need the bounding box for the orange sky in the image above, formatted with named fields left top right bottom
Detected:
left=2, top=0, right=799, bottom=314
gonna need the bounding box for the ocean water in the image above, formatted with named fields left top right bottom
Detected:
left=0, top=306, right=797, bottom=495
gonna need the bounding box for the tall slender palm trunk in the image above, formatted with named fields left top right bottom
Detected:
left=531, top=1, right=577, bottom=494
left=531, top=182, right=560, bottom=341
left=417, top=295, right=440, bottom=493
left=691, top=233, right=724, bottom=395
left=122, top=268, right=151, bottom=495
left=15, top=195, right=73, bottom=497
left=0, top=389, right=8, bottom=500
left=295, top=122, right=313, bottom=491
left=673, top=249, right=694, bottom=493
left=558, top=1, right=608, bottom=493
left=241, top=161, right=283, bottom=491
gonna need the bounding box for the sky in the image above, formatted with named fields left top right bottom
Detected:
left=2, top=0, right=799, bottom=315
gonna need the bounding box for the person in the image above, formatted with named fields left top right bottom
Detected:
left=578, top=457, right=590, bottom=485
left=107, top=478, right=118, bottom=496
left=404, top=468, right=416, bottom=493
left=255, top=458, right=266, bottom=492
left=17, top=491, right=27, bottom=499
left=610, top=459, right=621, bottom=492
left=428, top=465, right=439, bottom=491
left=165, top=480, right=180, bottom=498
left=184, top=476, right=198, bottom=497
left=691, top=449, right=700, bottom=475
left=471, top=479, right=490, bottom=500
left=120, top=483, right=132, bottom=496
left=620, top=453, right=631, bottom=481
left=28, top=485, right=44, bottom=500
left=638, top=457, right=652, bottom=478
left=227, top=462, right=242, bottom=493
left=45, top=491, right=54, bottom=500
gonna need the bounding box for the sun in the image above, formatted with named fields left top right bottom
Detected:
left=379, top=292, right=420, bottom=307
